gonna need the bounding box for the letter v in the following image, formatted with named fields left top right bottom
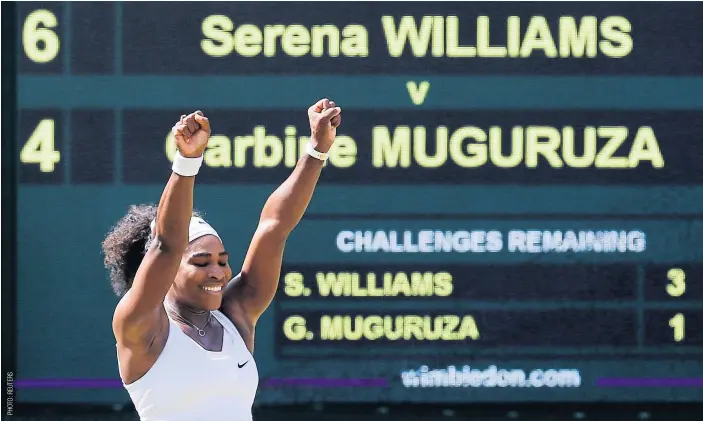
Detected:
left=406, top=81, right=430, bottom=105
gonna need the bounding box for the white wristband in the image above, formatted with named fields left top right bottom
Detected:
left=172, top=151, right=203, bottom=176
left=306, top=143, right=328, bottom=162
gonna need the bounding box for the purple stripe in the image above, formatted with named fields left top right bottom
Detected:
left=263, top=377, right=388, bottom=388
left=15, top=379, right=123, bottom=389
left=597, top=377, right=703, bottom=387
left=15, top=377, right=388, bottom=389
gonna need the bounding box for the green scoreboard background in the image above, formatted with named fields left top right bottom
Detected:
left=14, top=1, right=703, bottom=405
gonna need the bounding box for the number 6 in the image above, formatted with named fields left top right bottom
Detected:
left=23, top=9, right=60, bottom=64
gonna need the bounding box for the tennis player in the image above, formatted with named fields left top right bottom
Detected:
left=102, top=99, right=342, bottom=420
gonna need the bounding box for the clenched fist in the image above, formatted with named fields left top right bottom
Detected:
left=172, top=111, right=211, bottom=158
left=307, top=98, right=342, bottom=153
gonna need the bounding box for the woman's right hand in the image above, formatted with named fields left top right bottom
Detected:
left=172, top=111, right=211, bottom=158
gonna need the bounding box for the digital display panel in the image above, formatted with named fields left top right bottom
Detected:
left=14, top=1, right=703, bottom=405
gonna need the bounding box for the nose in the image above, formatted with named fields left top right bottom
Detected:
left=209, top=268, right=226, bottom=282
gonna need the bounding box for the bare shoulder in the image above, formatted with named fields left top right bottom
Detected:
left=113, top=291, right=169, bottom=351
left=114, top=302, right=170, bottom=385
left=219, top=275, right=256, bottom=351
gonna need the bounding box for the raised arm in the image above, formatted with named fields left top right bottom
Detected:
left=112, top=112, right=211, bottom=349
left=222, top=99, right=342, bottom=328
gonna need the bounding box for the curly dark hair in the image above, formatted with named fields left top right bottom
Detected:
left=102, top=204, right=202, bottom=296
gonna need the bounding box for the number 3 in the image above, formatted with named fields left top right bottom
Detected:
left=666, top=268, right=686, bottom=297
left=23, top=9, right=60, bottom=64
left=20, top=119, right=60, bottom=172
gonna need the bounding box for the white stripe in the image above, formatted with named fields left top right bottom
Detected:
left=150, top=216, right=221, bottom=243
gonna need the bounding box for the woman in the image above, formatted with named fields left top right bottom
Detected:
left=102, top=99, right=342, bottom=421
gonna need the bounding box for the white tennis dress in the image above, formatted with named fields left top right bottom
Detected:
left=119, top=310, right=259, bottom=421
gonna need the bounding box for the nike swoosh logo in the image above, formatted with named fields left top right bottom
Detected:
left=238, top=361, right=249, bottom=368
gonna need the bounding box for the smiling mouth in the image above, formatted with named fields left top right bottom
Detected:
left=201, top=285, right=223, bottom=293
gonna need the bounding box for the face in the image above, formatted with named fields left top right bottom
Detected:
left=169, top=235, right=233, bottom=311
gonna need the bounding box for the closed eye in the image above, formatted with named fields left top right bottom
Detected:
left=189, top=251, right=228, bottom=267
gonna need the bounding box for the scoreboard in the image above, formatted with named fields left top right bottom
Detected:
left=14, top=1, right=703, bottom=405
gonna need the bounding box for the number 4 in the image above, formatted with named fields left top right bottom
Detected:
left=21, top=119, right=60, bottom=172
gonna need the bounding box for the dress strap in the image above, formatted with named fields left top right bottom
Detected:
left=211, top=310, right=251, bottom=356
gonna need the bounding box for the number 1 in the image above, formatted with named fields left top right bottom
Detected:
left=669, top=313, right=685, bottom=342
